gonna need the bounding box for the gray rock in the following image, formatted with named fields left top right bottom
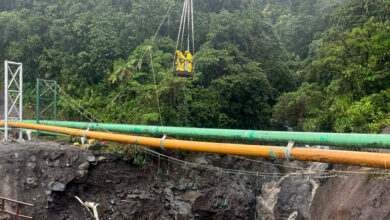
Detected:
left=49, top=151, right=64, bottom=160
left=274, top=176, right=313, bottom=219
left=27, top=162, right=36, bottom=169
left=164, top=188, right=173, bottom=197
left=30, top=155, right=37, bottom=162
left=116, top=192, right=125, bottom=199
left=107, top=205, right=115, bottom=214
left=194, top=156, right=209, bottom=165
left=48, top=181, right=66, bottom=191
left=97, top=156, right=107, bottom=162
left=172, top=200, right=192, bottom=215
left=164, top=201, right=171, bottom=210
left=45, top=190, right=53, bottom=202
left=42, top=152, right=49, bottom=159
left=126, top=194, right=139, bottom=200
left=67, top=155, right=79, bottom=166
left=26, top=177, right=38, bottom=187
left=87, top=156, right=96, bottom=163
left=47, top=196, right=53, bottom=202
left=74, top=170, right=89, bottom=183
left=78, top=162, right=90, bottom=170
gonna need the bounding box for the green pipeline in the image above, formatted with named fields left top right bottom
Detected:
left=23, top=120, right=390, bottom=148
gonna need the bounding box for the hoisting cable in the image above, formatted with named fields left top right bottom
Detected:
left=175, top=0, right=188, bottom=54
left=174, top=0, right=195, bottom=72
left=173, top=0, right=188, bottom=69
left=191, top=0, right=195, bottom=70
left=187, top=0, right=190, bottom=51
left=180, top=0, right=188, bottom=51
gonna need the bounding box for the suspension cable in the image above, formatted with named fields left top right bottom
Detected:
left=153, top=0, right=176, bottom=40
left=42, top=81, right=99, bottom=123
left=148, top=48, right=163, bottom=126
left=231, top=155, right=389, bottom=175
left=57, top=85, right=103, bottom=123
left=108, top=0, right=176, bottom=108
left=140, top=147, right=317, bottom=178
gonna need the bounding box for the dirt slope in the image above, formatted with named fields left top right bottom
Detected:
left=310, top=127, right=390, bottom=219
left=310, top=166, right=390, bottom=220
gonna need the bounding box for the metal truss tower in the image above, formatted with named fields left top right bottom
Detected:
left=4, top=61, right=23, bottom=141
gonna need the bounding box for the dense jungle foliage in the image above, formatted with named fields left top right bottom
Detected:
left=0, top=0, right=389, bottom=133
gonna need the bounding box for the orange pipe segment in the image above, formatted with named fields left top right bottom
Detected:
left=2, top=122, right=390, bottom=169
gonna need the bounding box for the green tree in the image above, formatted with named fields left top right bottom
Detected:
left=272, top=83, right=324, bottom=131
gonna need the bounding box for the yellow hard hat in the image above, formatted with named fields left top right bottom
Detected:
left=185, top=50, right=189, bottom=54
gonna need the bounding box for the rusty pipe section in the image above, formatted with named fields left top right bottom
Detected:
left=3, top=122, right=390, bottom=169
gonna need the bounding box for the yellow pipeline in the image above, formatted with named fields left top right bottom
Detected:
left=3, top=122, right=390, bottom=169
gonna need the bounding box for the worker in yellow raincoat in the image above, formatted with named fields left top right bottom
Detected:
left=184, top=50, right=193, bottom=72
left=175, top=50, right=185, bottom=72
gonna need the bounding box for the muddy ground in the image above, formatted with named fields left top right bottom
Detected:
left=0, top=140, right=389, bottom=220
